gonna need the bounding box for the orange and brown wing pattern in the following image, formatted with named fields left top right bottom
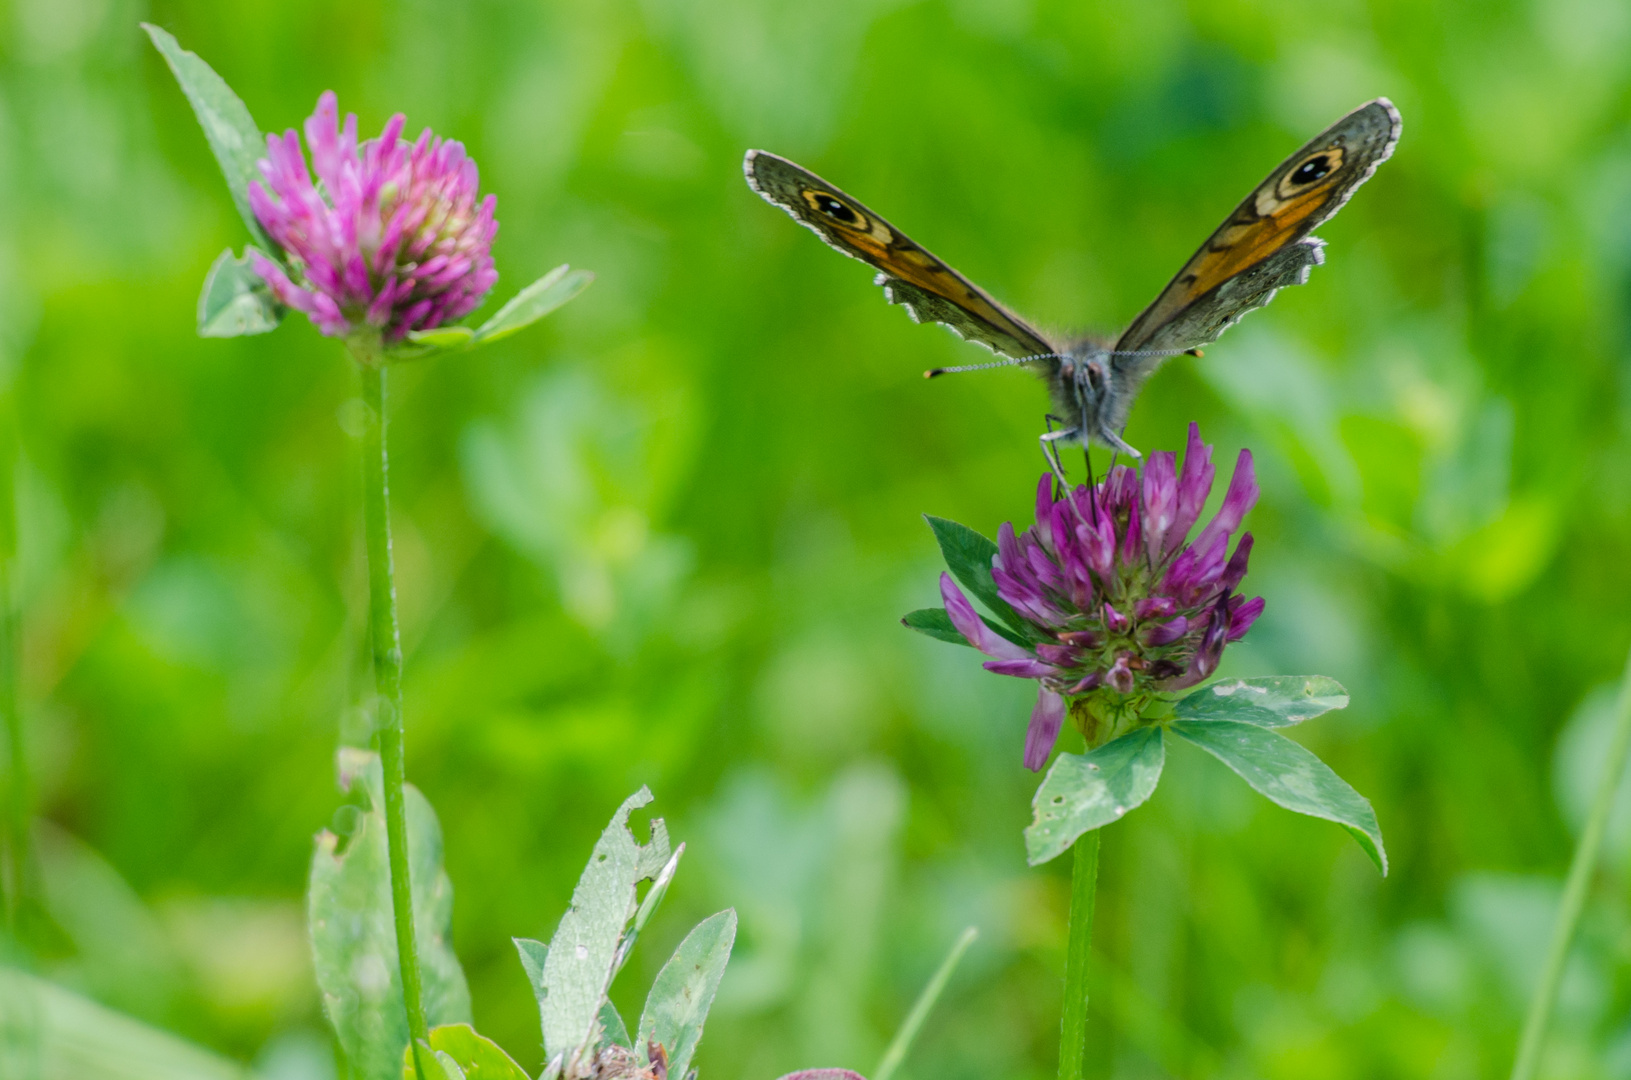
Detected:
left=1115, top=98, right=1401, bottom=358
left=745, top=150, right=1055, bottom=360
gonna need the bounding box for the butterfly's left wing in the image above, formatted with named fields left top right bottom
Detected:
left=1114, top=98, right=1401, bottom=364
left=745, top=150, right=1055, bottom=360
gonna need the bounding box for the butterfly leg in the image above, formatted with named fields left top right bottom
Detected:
left=1039, top=418, right=1075, bottom=492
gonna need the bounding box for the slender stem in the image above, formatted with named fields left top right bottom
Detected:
left=354, top=349, right=431, bottom=1069
left=1058, top=830, right=1101, bottom=1080
left=0, top=389, right=24, bottom=938
left=1510, top=642, right=1631, bottom=1080
left=873, top=926, right=978, bottom=1080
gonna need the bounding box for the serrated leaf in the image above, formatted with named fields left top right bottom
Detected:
left=471, top=266, right=593, bottom=345
left=1171, top=720, right=1387, bottom=874
left=538, top=788, right=670, bottom=1072
left=1026, top=727, right=1165, bottom=865
left=141, top=24, right=275, bottom=253
left=900, top=606, right=1025, bottom=648
left=923, top=516, right=1028, bottom=636
left=197, top=247, right=282, bottom=337
left=1175, top=675, right=1349, bottom=727
left=403, top=1026, right=529, bottom=1080
left=637, top=910, right=736, bottom=1080
left=310, top=748, right=472, bottom=1080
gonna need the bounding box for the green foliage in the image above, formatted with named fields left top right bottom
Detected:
left=636, top=909, right=736, bottom=1080
left=403, top=1025, right=530, bottom=1080
left=16, top=2, right=1631, bottom=1077
left=309, top=749, right=471, bottom=1080
left=533, top=789, right=670, bottom=1076
left=1170, top=719, right=1388, bottom=874
left=1173, top=675, right=1349, bottom=727
left=140, top=24, right=275, bottom=256
left=195, top=248, right=282, bottom=338
left=922, top=517, right=1028, bottom=638
left=1026, top=728, right=1166, bottom=865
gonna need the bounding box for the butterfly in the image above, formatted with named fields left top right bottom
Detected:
left=744, top=98, right=1400, bottom=466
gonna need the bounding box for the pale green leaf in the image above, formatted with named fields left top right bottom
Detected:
left=309, top=748, right=472, bottom=1080
left=537, top=788, right=670, bottom=1074
left=197, top=247, right=282, bottom=337
left=1175, top=675, right=1349, bottom=727
left=1026, top=727, right=1165, bottom=866
left=637, top=909, right=737, bottom=1080
left=404, top=327, right=476, bottom=350
left=1171, top=719, right=1387, bottom=874
left=471, top=266, right=593, bottom=345
left=141, top=25, right=274, bottom=253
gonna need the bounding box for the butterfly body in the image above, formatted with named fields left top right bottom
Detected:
left=745, top=98, right=1400, bottom=457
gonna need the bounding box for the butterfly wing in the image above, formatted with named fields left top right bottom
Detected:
left=745, top=150, right=1055, bottom=360
left=1114, top=98, right=1401, bottom=364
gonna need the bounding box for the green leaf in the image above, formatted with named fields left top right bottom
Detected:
left=403, top=1026, right=529, bottom=1080
left=404, top=326, right=477, bottom=350
left=196, top=247, right=282, bottom=338
left=598, top=1001, right=633, bottom=1051
left=471, top=266, right=594, bottom=345
left=1026, top=727, right=1166, bottom=866
left=310, top=748, right=473, bottom=1080
left=637, top=909, right=737, bottom=1080
left=923, top=516, right=1027, bottom=636
left=405, top=1041, right=465, bottom=1080
left=900, top=606, right=1026, bottom=648
left=537, top=788, right=670, bottom=1075
left=1171, top=720, right=1387, bottom=874
left=612, top=842, right=684, bottom=979
left=141, top=24, right=275, bottom=254
left=1175, top=675, right=1349, bottom=728
left=513, top=937, right=548, bottom=1004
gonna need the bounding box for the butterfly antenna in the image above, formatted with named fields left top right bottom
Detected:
left=925, top=353, right=1063, bottom=378
left=1105, top=347, right=1205, bottom=359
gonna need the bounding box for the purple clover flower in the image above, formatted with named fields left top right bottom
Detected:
left=248, top=92, right=499, bottom=344
left=939, top=424, right=1265, bottom=770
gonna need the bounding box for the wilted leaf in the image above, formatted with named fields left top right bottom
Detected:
left=1171, top=720, right=1387, bottom=874
left=637, top=909, right=737, bottom=1080
left=471, top=266, right=594, bottom=345
left=141, top=24, right=275, bottom=253
left=1175, top=675, right=1349, bottom=727
left=309, top=748, right=472, bottom=1080
left=197, top=248, right=282, bottom=337
left=1026, top=727, right=1165, bottom=865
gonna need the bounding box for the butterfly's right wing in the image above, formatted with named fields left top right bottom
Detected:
left=745, top=150, right=1055, bottom=361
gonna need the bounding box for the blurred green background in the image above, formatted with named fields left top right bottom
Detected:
left=4, top=0, right=1631, bottom=1077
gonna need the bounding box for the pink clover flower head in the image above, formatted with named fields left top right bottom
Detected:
left=941, top=423, right=1264, bottom=771
left=248, top=91, right=499, bottom=343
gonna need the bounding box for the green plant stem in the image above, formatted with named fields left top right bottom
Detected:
left=1058, top=829, right=1100, bottom=1080
left=1510, top=642, right=1631, bottom=1080
left=354, top=347, right=431, bottom=1073
left=874, top=926, right=978, bottom=1080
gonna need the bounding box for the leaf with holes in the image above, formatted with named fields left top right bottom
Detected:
left=1026, top=727, right=1165, bottom=865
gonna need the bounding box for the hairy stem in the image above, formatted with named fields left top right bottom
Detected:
left=354, top=348, right=430, bottom=1069
left=1510, top=643, right=1631, bottom=1080
left=1058, top=829, right=1100, bottom=1080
